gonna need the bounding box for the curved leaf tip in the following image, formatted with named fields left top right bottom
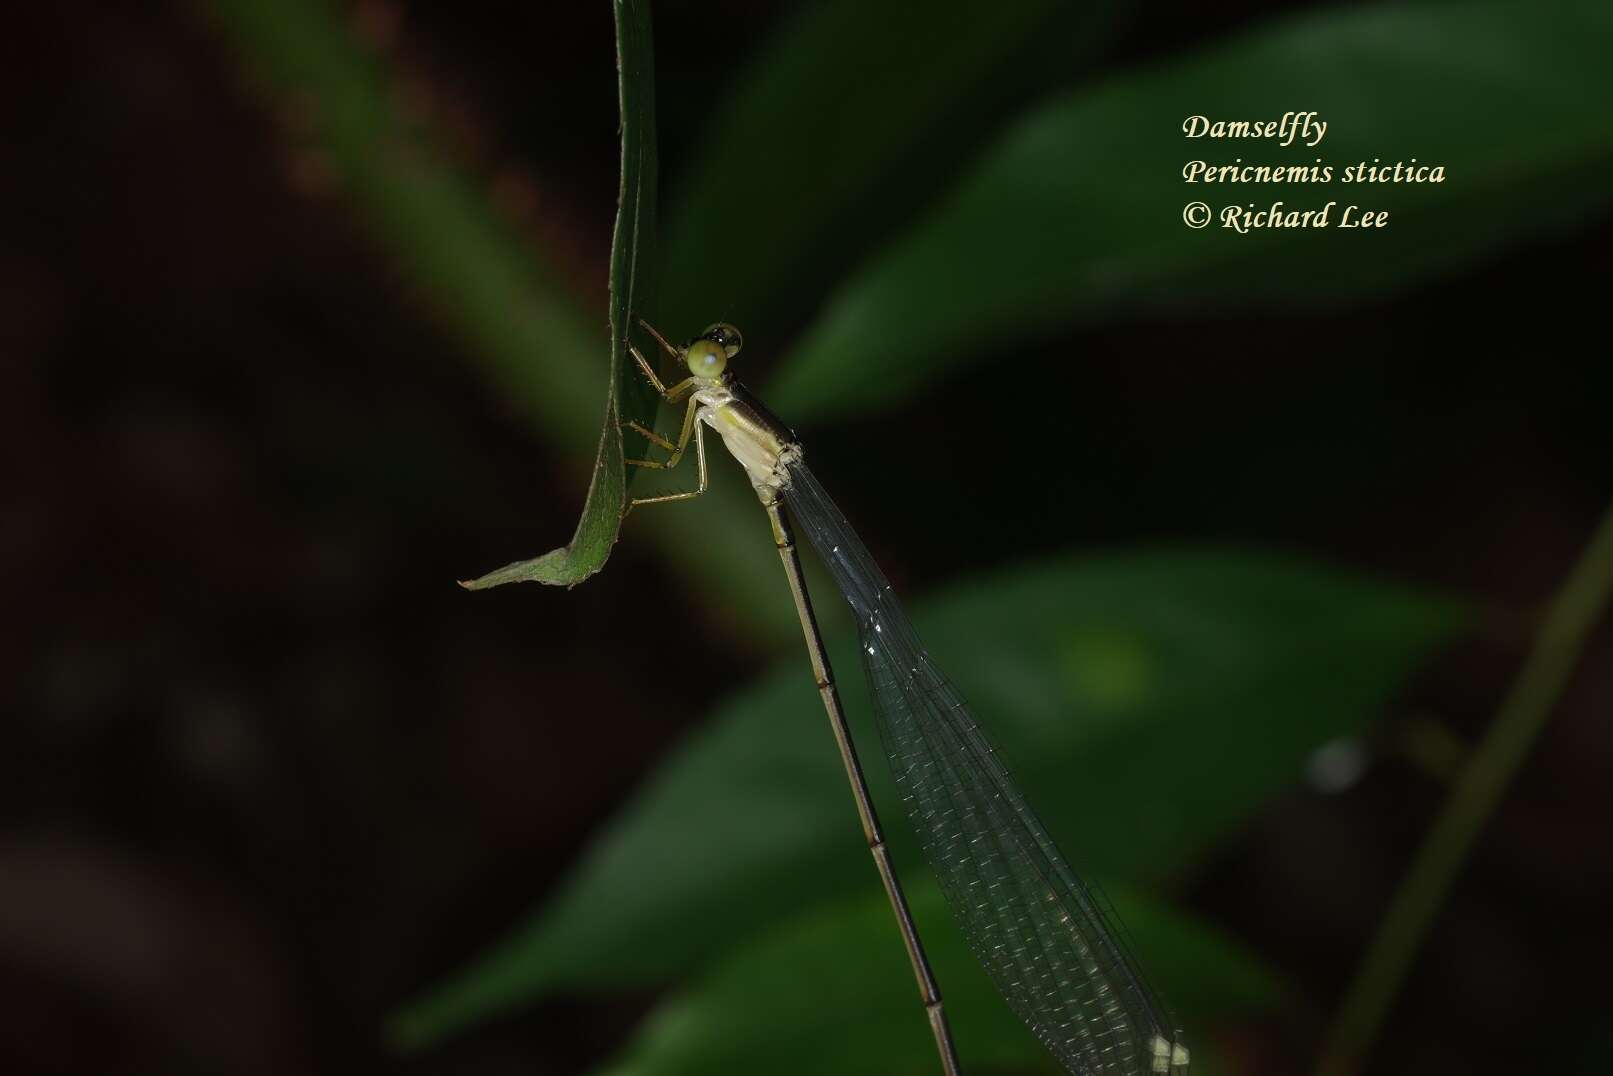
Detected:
left=459, top=0, right=659, bottom=589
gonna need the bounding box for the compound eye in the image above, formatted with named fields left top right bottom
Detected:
left=700, top=322, right=744, bottom=358
left=684, top=338, right=727, bottom=378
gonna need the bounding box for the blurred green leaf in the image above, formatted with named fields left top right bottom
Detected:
left=391, top=548, right=1458, bottom=1046
left=658, top=0, right=1126, bottom=337
left=461, top=0, right=659, bottom=588
left=593, top=882, right=1277, bottom=1076
left=769, top=0, right=1613, bottom=419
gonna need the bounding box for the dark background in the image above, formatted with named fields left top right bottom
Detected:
left=4, top=2, right=1610, bottom=1075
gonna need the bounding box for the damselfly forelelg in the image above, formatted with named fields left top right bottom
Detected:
left=623, top=320, right=1190, bottom=1076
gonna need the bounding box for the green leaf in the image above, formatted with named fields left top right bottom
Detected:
left=460, top=0, right=660, bottom=588
left=768, top=0, right=1613, bottom=420
left=593, top=882, right=1277, bottom=1076
left=390, top=548, right=1459, bottom=1046
left=657, top=0, right=1126, bottom=337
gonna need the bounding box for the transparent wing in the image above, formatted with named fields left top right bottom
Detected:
left=784, top=460, right=1188, bottom=1076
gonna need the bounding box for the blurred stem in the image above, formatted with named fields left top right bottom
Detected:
left=1315, top=499, right=1613, bottom=1076
left=206, top=0, right=600, bottom=437
left=201, top=0, right=791, bottom=640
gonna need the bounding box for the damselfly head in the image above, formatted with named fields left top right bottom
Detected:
left=683, top=337, right=728, bottom=379
left=683, top=322, right=743, bottom=380
left=698, top=322, right=744, bottom=358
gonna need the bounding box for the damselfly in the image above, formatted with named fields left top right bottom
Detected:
left=623, top=320, right=1190, bottom=1076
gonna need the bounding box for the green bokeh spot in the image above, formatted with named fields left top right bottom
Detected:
left=1060, top=625, right=1156, bottom=713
